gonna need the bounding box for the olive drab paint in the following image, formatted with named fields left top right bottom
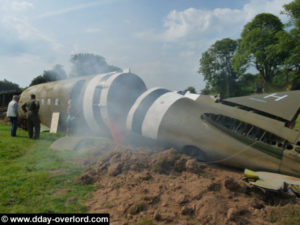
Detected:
left=19, top=71, right=300, bottom=177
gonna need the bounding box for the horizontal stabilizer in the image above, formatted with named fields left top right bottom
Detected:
left=223, top=91, right=300, bottom=121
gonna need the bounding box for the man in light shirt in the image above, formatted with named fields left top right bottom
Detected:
left=6, top=95, right=20, bottom=137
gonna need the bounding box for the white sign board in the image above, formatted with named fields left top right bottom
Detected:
left=50, top=112, right=60, bottom=133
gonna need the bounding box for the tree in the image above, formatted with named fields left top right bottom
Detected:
left=185, top=86, right=197, bottom=93
left=281, top=0, right=300, bottom=90
left=232, top=13, right=288, bottom=91
left=237, top=73, right=260, bottom=95
left=0, top=79, right=21, bottom=92
left=29, top=64, right=67, bottom=86
left=283, top=0, right=300, bottom=29
left=29, top=75, right=47, bottom=86
left=200, top=84, right=214, bottom=95
left=70, top=53, right=121, bottom=77
left=199, top=38, right=239, bottom=98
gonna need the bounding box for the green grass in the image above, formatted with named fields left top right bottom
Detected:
left=268, top=205, right=300, bottom=225
left=295, top=115, right=300, bottom=131
left=137, top=217, right=156, bottom=225
left=0, top=122, right=95, bottom=213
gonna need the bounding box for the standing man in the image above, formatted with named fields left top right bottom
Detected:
left=7, top=95, right=20, bottom=137
left=22, top=94, right=40, bottom=139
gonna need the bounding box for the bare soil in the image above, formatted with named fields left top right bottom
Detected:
left=81, top=145, right=300, bottom=225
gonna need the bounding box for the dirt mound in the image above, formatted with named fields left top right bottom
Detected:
left=82, top=147, right=300, bottom=225
left=80, top=147, right=206, bottom=184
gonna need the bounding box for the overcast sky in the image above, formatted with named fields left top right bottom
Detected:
left=0, top=0, right=291, bottom=91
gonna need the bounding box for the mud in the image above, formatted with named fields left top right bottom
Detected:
left=80, top=145, right=300, bottom=225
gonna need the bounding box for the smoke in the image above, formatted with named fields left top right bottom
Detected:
left=29, top=64, right=67, bottom=86
left=69, top=53, right=122, bottom=77
left=51, top=64, right=67, bottom=80
left=43, top=64, right=67, bottom=81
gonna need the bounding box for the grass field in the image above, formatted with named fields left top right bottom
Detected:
left=0, top=122, right=95, bottom=213
left=295, top=115, right=300, bottom=131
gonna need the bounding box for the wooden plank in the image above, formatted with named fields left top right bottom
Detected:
left=50, top=112, right=60, bottom=133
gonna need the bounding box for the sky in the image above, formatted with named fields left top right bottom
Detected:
left=0, top=0, right=292, bottom=91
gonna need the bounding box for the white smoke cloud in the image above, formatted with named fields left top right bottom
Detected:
left=70, top=53, right=122, bottom=77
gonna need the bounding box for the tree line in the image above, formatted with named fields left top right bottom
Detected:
left=0, top=79, right=21, bottom=92
left=198, top=0, right=299, bottom=98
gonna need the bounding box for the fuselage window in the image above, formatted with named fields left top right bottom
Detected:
left=47, top=98, right=51, bottom=105
left=55, top=98, right=59, bottom=105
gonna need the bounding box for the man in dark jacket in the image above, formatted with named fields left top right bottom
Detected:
left=22, top=94, right=40, bottom=139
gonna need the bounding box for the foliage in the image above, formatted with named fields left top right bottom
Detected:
left=295, top=115, right=300, bottom=131
left=199, top=38, right=239, bottom=98
left=232, top=13, right=287, bottom=90
left=30, top=75, right=48, bottom=86
left=184, top=86, right=197, bottom=93
left=70, top=53, right=121, bottom=77
left=0, top=122, right=95, bottom=213
left=200, top=3, right=300, bottom=94
left=200, top=84, right=214, bottom=95
left=281, top=0, right=300, bottom=89
left=267, top=205, right=300, bottom=225
left=0, top=79, right=21, bottom=92
left=30, top=65, right=67, bottom=86
left=282, top=0, right=300, bottom=29
left=291, top=76, right=300, bottom=90
left=236, top=73, right=260, bottom=95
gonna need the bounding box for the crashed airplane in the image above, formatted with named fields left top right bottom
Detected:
left=19, top=71, right=300, bottom=177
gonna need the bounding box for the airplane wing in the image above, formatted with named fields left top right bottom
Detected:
left=223, top=90, right=300, bottom=122
left=244, top=169, right=300, bottom=195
